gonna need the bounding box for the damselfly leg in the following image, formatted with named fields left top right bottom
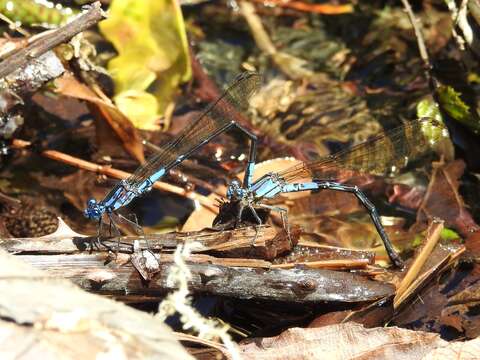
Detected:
left=117, top=212, right=152, bottom=251
left=258, top=204, right=292, bottom=247
left=117, top=212, right=144, bottom=236
left=90, top=217, right=104, bottom=251
left=247, top=204, right=262, bottom=246
left=107, top=212, right=123, bottom=257
left=89, top=216, right=113, bottom=252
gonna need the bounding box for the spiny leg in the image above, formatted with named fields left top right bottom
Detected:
left=235, top=202, right=259, bottom=247
left=91, top=217, right=113, bottom=252
left=247, top=204, right=262, bottom=246
left=259, top=204, right=293, bottom=247
left=235, top=202, right=245, bottom=227
left=90, top=217, right=103, bottom=252
left=118, top=213, right=151, bottom=251
left=108, top=213, right=123, bottom=257
left=315, top=181, right=404, bottom=268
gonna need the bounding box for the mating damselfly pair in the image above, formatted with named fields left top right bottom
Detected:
left=85, top=71, right=450, bottom=268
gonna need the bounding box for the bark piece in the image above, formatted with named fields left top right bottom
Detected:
left=17, top=253, right=394, bottom=303
left=0, top=225, right=296, bottom=260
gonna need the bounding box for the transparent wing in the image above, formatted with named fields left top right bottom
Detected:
left=126, top=71, right=262, bottom=188
left=279, top=118, right=449, bottom=182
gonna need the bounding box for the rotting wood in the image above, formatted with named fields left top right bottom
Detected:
left=1, top=225, right=394, bottom=303
left=16, top=252, right=395, bottom=303
left=0, top=224, right=297, bottom=260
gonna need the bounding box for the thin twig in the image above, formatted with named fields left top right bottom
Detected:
left=11, top=138, right=217, bottom=213
left=0, top=2, right=104, bottom=79
left=270, top=258, right=371, bottom=270
left=174, top=332, right=230, bottom=357
left=249, top=0, right=353, bottom=15
left=400, top=0, right=438, bottom=90
left=0, top=13, right=30, bottom=37
left=394, top=219, right=444, bottom=308
left=239, top=1, right=313, bottom=79
left=0, top=191, right=21, bottom=207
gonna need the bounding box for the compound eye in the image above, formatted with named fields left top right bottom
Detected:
left=87, top=198, right=97, bottom=207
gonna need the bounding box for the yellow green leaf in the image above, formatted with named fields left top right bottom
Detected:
left=114, top=90, right=159, bottom=129
left=440, top=228, right=460, bottom=241
left=99, top=0, right=191, bottom=130
left=437, top=85, right=480, bottom=134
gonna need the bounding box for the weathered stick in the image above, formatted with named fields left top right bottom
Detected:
left=16, top=253, right=395, bottom=303
left=395, top=219, right=444, bottom=303
left=0, top=2, right=105, bottom=79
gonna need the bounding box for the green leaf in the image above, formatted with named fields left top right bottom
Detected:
left=412, top=234, right=423, bottom=248
left=99, top=0, right=191, bottom=130
left=440, top=228, right=460, bottom=241
left=437, top=85, right=480, bottom=134
left=0, top=0, right=77, bottom=26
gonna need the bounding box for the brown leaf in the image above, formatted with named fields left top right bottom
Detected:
left=387, top=183, right=426, bottom=209
left=465, top=230, right=480, bottom=257
left=239, top=322, right=447, bottom=360
left=423, top=337, right=480, bottom=359
left=289, top=190, right=362, bottom=218
left=54, top=72, right=145, bottom=163
left=417, top=160, right=480, bottom=236
left=310, top=296, right=395, bottom=329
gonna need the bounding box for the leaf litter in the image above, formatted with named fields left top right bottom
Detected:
left=1, top=1, right=480, bottom=359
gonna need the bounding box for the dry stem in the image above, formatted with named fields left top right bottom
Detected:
left=0, top=2, right=104, bottom=79
left=11, top=138, right=217, bottom=212
left=394, top=219, right=444, bottom=308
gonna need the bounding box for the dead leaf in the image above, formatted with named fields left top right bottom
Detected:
left=55, top=72, right=145, bottom=163
left=40, top=217, right=87, bottom=239
left=422, top=337, right=480, bottom=359
left=238, top=322, right=447, bottom=360
left=417, top=160, right=479, bottom=236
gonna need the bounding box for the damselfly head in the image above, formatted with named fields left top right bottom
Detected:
left=226, top=179, right=244, bottom=200
left=85, top=198, right=103, bottom=220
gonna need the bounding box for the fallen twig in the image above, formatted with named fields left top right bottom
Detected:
left=250, top=0, right=353, bottom=15
left=392, top=243, right=464, bottom=313
left=400, top=0, right=438, bottom=91
left=16, top=252, right=394, bottom=303
left=271, top=258, right=371, bottom=270
left=239, top=1, right=313, bottom=79
left=0, top=2, right=105, bottom=79
left=10, top=138, right=218, bottom=212
left=394, top=219, right=445, bottom=308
